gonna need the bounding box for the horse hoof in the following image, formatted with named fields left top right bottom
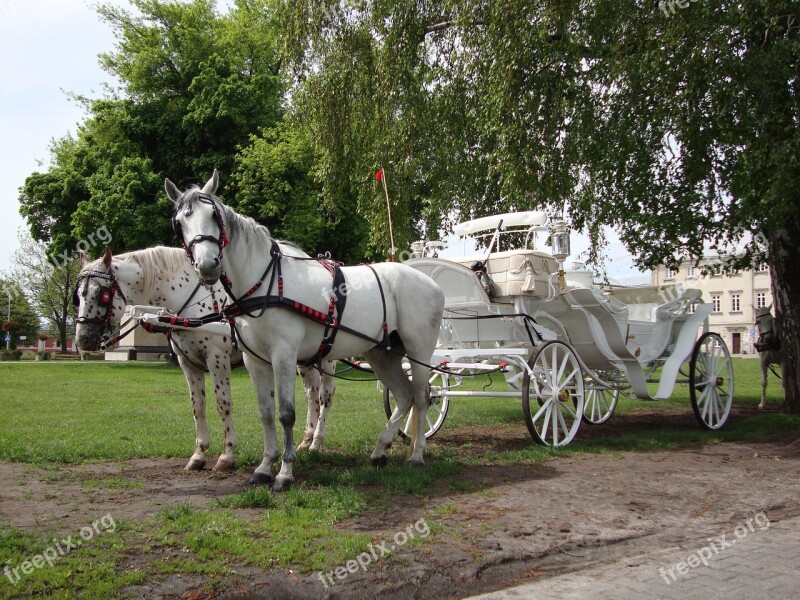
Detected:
left=184, top=458, right=206, bottom=471
left=371, top=455, right=389, bottom=468
left=248, top=471, right=273, bottom=486
left=407, top=459, right=425, bottom=468
left=272, top=476, right=294, bottom=492
left=213, top=458, right=235, bottom=472
left=297, top=441, right=311, bottom=451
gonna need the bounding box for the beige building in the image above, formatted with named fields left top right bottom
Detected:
left=651, top=258, right=773, bottom=355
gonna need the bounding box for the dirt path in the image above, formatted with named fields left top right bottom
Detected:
left=1, top=409, right=799, bottom=599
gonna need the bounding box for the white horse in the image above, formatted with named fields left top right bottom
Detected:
left=754, top=305, right=783, bottom=409
left=165, top=171, right=445, bottom=491
left=74, top=247, right=337, bottom=472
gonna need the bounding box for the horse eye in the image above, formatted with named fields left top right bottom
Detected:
left=184, top=205, right=193, bottom=216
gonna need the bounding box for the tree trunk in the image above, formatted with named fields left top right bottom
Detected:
left=59, top=321, right=69, bottom=353
left=768, top=221, right=800, bottom=414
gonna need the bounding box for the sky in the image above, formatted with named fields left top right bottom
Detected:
left=0, top=0, right=125, bottom=274
left=0, top=0, right=648, bottom=285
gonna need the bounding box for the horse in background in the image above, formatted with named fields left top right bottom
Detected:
left=754, top=305, right=783, bottom=409
left=166, top=170, right=445, bottom=491
left=74, top=246, right=336, bottom=473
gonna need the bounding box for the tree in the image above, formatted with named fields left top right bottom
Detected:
left=281, top=0, right=800, bottom=411
left=233, top=120, right=370, bottom=262
left=8, top=231, right=81, bottom=353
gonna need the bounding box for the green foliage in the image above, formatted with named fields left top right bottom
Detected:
left=233, top=121, right=370, bottom=261
left=281, top=0, right=799, bottom=268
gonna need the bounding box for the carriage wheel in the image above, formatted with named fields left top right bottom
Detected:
left=522, top=341, right=584, bottom=447
left=383, top=370, right=451, bottom=440
left=582, top=383, right=619, bottom=425
left=690, top=332, right=734, bottom=430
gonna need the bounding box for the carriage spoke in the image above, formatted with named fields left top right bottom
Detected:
left=560, top=398, right=578, bottom=420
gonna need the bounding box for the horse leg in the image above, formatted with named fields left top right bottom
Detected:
left=759, top=357, right=768, bottom=410
left=363, top=347, right=415, bottom=467
left=406, top=361, right=431, bottom=466
left=310, top=360, right=336, bottom=452
left=177, top=356, right=209, bottom=471
left=208, top=349, right=237, bottom=471
left=273, top=353, right=299, bottom=492
left=297, top=366, right=320, bottom=451
left=243, top=356, right=279, bottom=485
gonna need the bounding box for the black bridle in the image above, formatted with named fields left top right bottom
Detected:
left=172, top=192, right=229, bottom=264
left=73, top=270, right=127, bottom=330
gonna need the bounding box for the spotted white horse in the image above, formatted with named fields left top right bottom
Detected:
left=74, top=246, right=337, bottom=472
left=754, top=305, right=783, bottom=409
left=166, top=171, right=445, bottom=491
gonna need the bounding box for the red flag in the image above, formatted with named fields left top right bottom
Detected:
left=375, top=168, right=384, bottom=182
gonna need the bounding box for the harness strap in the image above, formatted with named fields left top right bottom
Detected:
left=298, top=265, right=348, bottom=366
left=365, top=265, right=391, bottom=351
left=220, top=240, right=282, bottom=318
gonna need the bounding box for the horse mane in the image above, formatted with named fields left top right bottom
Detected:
left=220, top=202, right=273, bottom=250
left=85, top=246, right=189, bottom=300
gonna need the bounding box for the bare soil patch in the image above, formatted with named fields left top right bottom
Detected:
left=2, top=406, right=799, bottom=599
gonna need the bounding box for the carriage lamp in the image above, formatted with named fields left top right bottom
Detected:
left=550, top=220, right=571, bottom=262
left=410, top=241, right=426, bottom=259
left=550, top=220, right=571, bottom=291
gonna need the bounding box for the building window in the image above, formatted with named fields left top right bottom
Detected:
left=757, top=261, right=769, bottom=272
left=731, top=293, right=741, bottom=312
left=665, top=267, right=676, bottom=279
left=712, top=294, right=721, bottom=313
left=756, top=292, right=767, bottom=309
left=687, top=265, right=696, bottom=278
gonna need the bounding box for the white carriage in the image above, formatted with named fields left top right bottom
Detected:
left=388, top=211, right=734, bottom=447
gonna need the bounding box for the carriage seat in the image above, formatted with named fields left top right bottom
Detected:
left=606, top=284, right=701, bottom=322
left=449, top=250, right=558, bottom=300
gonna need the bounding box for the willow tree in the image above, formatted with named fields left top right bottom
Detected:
left=282, top=0, right=800, bottom=411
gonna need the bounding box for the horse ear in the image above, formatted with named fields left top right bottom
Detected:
left=102, top=246, right=112, bottom=268
left=766, top=303, right=772, bottom=313
left=165, top=178, right=182, bottom=204
left=201, top=169, right=219, bottom=196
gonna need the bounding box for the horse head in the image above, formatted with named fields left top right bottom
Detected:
left=166, top=170, right=226, bottom=286
left=754, top=304, right=774, bottom=334
left=74, top=247, right=127, bottom=351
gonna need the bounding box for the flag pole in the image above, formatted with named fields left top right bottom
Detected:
left=377, top=167, right=396, bottom=262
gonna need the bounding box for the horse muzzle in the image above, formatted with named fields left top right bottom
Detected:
left=76, top=327, right=103, bottom=352
left=194, top=258, right=222, bottom=286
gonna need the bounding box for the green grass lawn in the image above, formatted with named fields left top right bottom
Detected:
left=0, top=358, right=796, bottom=599
left=0, top=357, right=793, bottom=464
